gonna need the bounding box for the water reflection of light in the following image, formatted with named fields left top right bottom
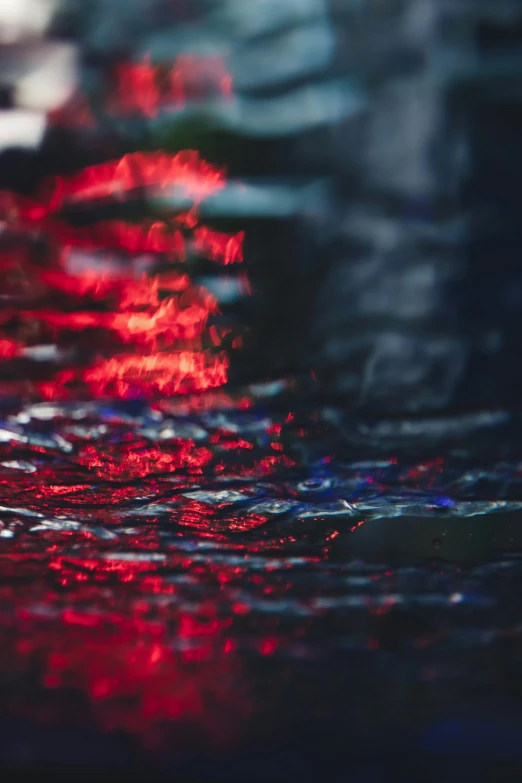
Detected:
left=110, top=55, right=233, bottom=117
left=0, top=55, right=246, bottom=400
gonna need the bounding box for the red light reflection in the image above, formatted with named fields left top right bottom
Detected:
left=0, top=136, right=245, bottom=399
left=111, top=55, right=233, bottom=117
left=82, top=351, right=229, bottom=399
left=0, top=48, right=318, bottom=762
left=194, top=227, right=244, bottom=265
left=35, top=150, right=227, bottom=212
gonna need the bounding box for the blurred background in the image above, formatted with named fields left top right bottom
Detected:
left=1, top=0, right=522, bottom=414
left=0, top=0, right=520, bottom=413
left=0, top=2, right=521, bottom=782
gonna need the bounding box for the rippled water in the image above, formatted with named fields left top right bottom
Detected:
left=0, top=387, right=522, bottom=779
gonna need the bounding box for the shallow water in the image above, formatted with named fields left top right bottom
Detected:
left=0, top=388, right=522, bottom=780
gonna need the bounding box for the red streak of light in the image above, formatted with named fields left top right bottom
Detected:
left=219, top=440, right=253, bottom=451
left=35, top=150, right=227, bottom=213
left=11, top=214, right=244, bottom=269
left=111, top=55, right=233, bottom=117
left=82, top=350, right=229, bottom=398
left=40, top=270, right=122, bottom=300
left=37, top=485, right=91, bottom=496
left=117, top=271, right=193, bottom=308
left=43, top=218, right=185, bottom=259
left=35, top=349, right=229, bottom=401
left=108, top=296, right=213, bottom=344
left=39, top=270, right=190, bottom=304
left=194, top=227, right=244, bottom=265
left=24, top=286, right=219, bottom=344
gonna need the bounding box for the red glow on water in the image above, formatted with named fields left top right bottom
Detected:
left=4, top=605, right=248, bottom=747
left=0, top=390, right=321, bottom=745
left=38, top=484, right=91, bottom=496
left=256, top=455, right=296, bottom=474
left=79, top=442, right=213, bottom=479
